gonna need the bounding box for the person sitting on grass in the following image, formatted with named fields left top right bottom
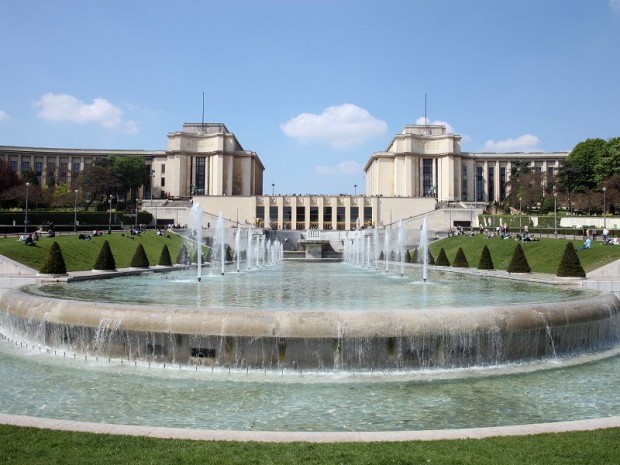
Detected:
left=577, top=237, right=592, bottom=250
left=24, top=234, right=36, bottom=246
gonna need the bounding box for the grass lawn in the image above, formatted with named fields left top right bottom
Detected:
left=428, top=234, right=620, bottom=274
left=1, top=425, right=620, bottom=464
left=0, top=231, right=189, bottom=272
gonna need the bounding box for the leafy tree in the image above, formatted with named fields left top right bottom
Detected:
left=130, top=243, right=150, bottom=268
left=0, top=160, right=20, bottom=198
left=435, top=247, right=450, bottom=266
left=453, top=247, right=469, bottom=268
left=109, top=156, right=150, bottom=201
left=477, top=244, right=495, bottom=270
left=560, top=138, right=605, bottom=193
left=78, top=159, right=120, bottom=210
left=595, top=137, right=620, bottom=186
left=21, top=168, right=39, bottom=186
left=556, top=242, right=586, bottom=278
left=39, top=241, right=67, bottom=275
left=507, top=243, right=531, bottom=273
left=93, top=240, right=116, bottom=271
left=158, top=244, right=173, bottom=266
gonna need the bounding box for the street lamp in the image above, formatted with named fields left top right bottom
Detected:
left=73, top=189, right=79, bottom=233
left=553, top=191, right=558, bottom=238
left=272, top=183, right=275, bottom=196
left=603, top=187, right=607, bottom=229
left=519, top=196, right=522, bottom=234
left=24, top=182, right=30, bottom=233
left=354, top=184, right=357, bottom=196
left=108, top=194, right=113, bottom=234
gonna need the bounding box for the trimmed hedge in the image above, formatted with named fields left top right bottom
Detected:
left=477, top=244, right=495, bottom=270
left=453, top=247, right=469, bottom=268
left=39, top=241, right=67, bottom=275
left=130, top=243, right=150, bottom=268
left=435, top=247, right=450, bottom=267
left=158, top=244, right=173, bottom=266
left=556, top=242, right=586, bottom=277
left=507, top=243, right=531, bottom=273
left=93, top=240, right=116, bottom=270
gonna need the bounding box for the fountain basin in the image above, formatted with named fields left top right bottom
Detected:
left=1, top=270, right=618, bottom=370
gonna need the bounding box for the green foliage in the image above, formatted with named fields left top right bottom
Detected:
left=158, top=244, right=173, bottom=266
left=39, top=241, right=67, bottom=275
left=556, top=241, right=586, bottom=277
left=411, top=248, right=419, bottom=263
left=378, top=250, right=385, bottom=261
left=176, top=243, right=190, bottom=265
left=225, top=244, right=233, bottom=262
left=428, top=249, right=435, bottom=265
left=108, top=156, right=150, bottom=201
left=93, top=240, right=116, bottom=271
left=404, top=249, right=411, bottom=263
left=595, top=137, right=620, bottom=186
left=435, top=247, right=450, bottom=266
left=561, top=138, right=606, bottom=192
left=130, top=243, right=150, bottom=268
left=477, top=244, right=495, bottom=270
left=453, top=247, right=469, bottom=268
left=507, top=243, right=531, bottom=273
left=0, top=160, right=21, bottom=197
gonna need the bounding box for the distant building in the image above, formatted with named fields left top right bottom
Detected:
left=0, top=122, right=569, bottom=230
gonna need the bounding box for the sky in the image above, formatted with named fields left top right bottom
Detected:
left=1, top=0, right=619, bottom=195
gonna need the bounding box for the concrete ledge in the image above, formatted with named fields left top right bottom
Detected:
left=1, top=413, right=620, bottom=442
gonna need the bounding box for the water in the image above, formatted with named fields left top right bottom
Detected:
left=24, top=262, right=589, bottom=310
left=1, top=338, right=620, bottom=432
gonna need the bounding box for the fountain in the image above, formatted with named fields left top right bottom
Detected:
left=188, top=202, right=203, bottom=281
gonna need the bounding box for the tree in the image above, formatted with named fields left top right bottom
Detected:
left=39, top=241, right=67, bottom=275
left=595, top=137, right=620, bottom=186
left=435, top=247, right=450, bottom=266
left=0, top=160, right=20, bottom=198
left=158, top=244, right=173, bottom=266
left=130, top=243, right=150, bottom=268
left=93, top=240, right=116, bottom=271
left=78, top=159, right=120, bottom=210
left=453, top=247, right=469, bottom=268
left=560, top=138, right=606, bottom=193
left=507, top=243, right=531, bottom=273
left=556, top=242, right=586, bottom=278
left=477, top=244, right=495, bottom=270
left=109, top=156, right=150, bottom=201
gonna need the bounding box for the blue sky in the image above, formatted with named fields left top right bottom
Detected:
left=1, top=0, right=619, bottom=195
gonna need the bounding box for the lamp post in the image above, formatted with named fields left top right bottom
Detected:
left=108, top=194, right=113, bottom=234
left=272, top=183, right=275, bottom=196
left=519, top=196, right=522, bottom=234
left=73, top=189, right=79, bottom=233
left=354, top=184, right=357, bottom=196
left=24, top=182, right=30, bottom=233
left=603, top=187, right=607, bottom=229
left=553, top=191, right=558, bottom=239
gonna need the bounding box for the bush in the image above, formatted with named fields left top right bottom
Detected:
left=93, top=240, right=116, bottom=271
left=176, top=244, right=190, bottom=265
left=378, top=251, right=385, bottom=261
left=411, top=248, right=419, bottom=263
left=477, top=244, right=495, bottom=270
left=453, top=247, right=469, bottom=268
left=507, top=243, right=531, bottom=273
left=404, top=249, right=411, bottom=263
left=435, top=247, right=450, bottom=266
left=158, top=244, right=173, bottom=266
left=428, top=249, right=435, bottom=265
left=39, top=241, right=67, bottom=275
left=130, top=243, right=150, bottom=268
left=556, top=242, right=586, bottom=277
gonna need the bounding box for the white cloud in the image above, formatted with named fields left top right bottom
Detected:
left=33, top=93, right=138, bottom=134
left=0, top=110, right=9, bottom=120
left=281, top=103, right=387, bottom=150
left=314, top=160, right=363, bottom=176
left=415, top=117, right=455, bottom=134
left=482, top=134, right=541, bottom=152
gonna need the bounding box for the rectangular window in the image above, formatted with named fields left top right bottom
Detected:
left=9, top=161, right=17, bottom=172
left=488, top=167, right=495, bottom=202
left=499, top=167, right=507, bottom=201
left=323, top=206, right=332, bottom=230
left=35, top=162, right=43, bottom=184
left=21, top=161, right=30, bottom=173
left=72, top=162, right=80, bottom=175
left=364, top=207, right=372, bottom=226
left=269, top=206, right=278, bottom=229
left=255, top=206, right=265, bottom=227
left=336, top=207, right=346, bottom=230
left=161, top=163, right=165, bottom=174
left=47, top=162, right=55, bottom=185
left=161, top=177, right=165, bottom=187
left=476, top=166, right=483, bottom=202
left=296, top=206, right=305, bottom=230
left=60, top=162, right=68, bottom=183
left=547, top=166, right=555, bottom=188
left=195, top=158, right=205, bottom=195
left=350, top=207, right=359, bottom=228
left=283, top=206, right=292, bottom=229
left=423, top=159, right=433, bottom=196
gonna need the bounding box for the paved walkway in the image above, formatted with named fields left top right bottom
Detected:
left=2, top=255, right=620, bottom=441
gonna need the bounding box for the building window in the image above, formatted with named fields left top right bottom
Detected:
left=309, top=206, right=319, bottom=229
left=283, top=206, right=292, bottom=230
left=323, top=206, right=332, bottom=230
left=35, top=162, right=43, bottom=184
left=488, top=167, right=495, bottom=202
left=9, top=161, right=17, bottom=172
left=195, top=158, right=205, bottom=195
left=296, top=206, right=305, bottom=230
left=500, top=167, right=507, bottom=201
left=547, top=166, right=555, bottom=188
left=476, top=166, right=483, bottom=202
left=47, top=162, right=55, bottom=186
left=364, top=207, right=372, bottom=226
left=60, top=163, right=68, bottom=183
left=21, top=161, right=30, bottom=173
left=337, top=206, right=346, bottom=230
left=161, top=163, right=165, bottom=174
left=423, top=159, right=433, bottom=196
left=161, top=177, right=165, bottom=187
left=350, top=207, right=359, bottom=228
left=255, top=206, right=264, bottom=227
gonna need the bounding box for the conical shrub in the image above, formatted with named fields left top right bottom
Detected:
left=556, top=242, right=586, bottom=277
left=93, top=240, right=116, bottom=271
left=453, top=247, right=469, bottom=268
left=39, top=241, right=67, bottom=275
left=379, top=250, right=385, bottom=261
left=158, top=244, right=173, bottom=266
left=477, top=244, right=495, bottom=270
left=435, top=247, right=450, bottom=266
left=411, top=248, right=419, bottom=263
left=427, top=249, right=435, bottom=265
left=130, top=243, right=150, bottom=268
left=176, top=244, right=190, bottom=265
left=507, top=243, right=530, bottom=273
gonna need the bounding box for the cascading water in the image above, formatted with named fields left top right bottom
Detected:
left=211, top=213, right=226, bottom=276
left=189, top=202, right=203, bottom=282
left=420, top=216, right=429, bottom=283
left=397, top=219, right=405, bottom=277
left=246, top=227, right=253, bottom=272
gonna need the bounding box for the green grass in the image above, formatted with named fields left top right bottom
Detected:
left=1, top=425, right=620, bottom=464
left=428, top=235, right=620, bottom=274
left=0, top=231, right=189, bottom=272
